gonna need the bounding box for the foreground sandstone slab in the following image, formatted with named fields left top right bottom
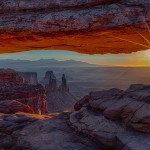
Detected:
left=0, top=112, right=103, bottom=150
left=70, top=84, right=150, bottom=150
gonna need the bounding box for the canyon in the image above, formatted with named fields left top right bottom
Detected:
left=0, top=69, right=101, bottom=150
left=0, top=69, right=48, bottom=114
left=0, top=68, right=150, bottom=149
left=70, top=85, right=150, bottom=149
left=0, top=69, right=77, bottom=113
left=0, top=0, right=150, bottom=54
left=0, top=0, right=150, bottom=149
left=18, top=72, right=38, bottom=85
left=41, top=71, right=77, bottom=112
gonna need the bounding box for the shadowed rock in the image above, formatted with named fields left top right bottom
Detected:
left=41, top=71, right=56, bottom=87
left=0, top=69, right=25, bottom=83
left=0, top=100, right=34, bottom=114
left=41, top=71, right=77, bottom=112
left=60, top=74, right=69, bottom=92
left=0, top=69, right=48, bottom=115
left=19, top=72, right=38, bottom=85
left=69, top=84, right=150, bottom=149
left=0, top=112, right=103, bottom=150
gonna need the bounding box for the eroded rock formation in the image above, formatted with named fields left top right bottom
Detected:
left=0, top=112, right=103, bottom=150
left=0, top=0, right=150, bottom=54
left=69, top=84, right=150, bottom=149
left=19, top=72, right=38, bottom=85
left=0, top=69, right=102, bottom=149
left=0, top=68, right=25, bottom=83
left=41, top=71, right=77, bottom=112
left=1, top=82, right=150, bottom=150
left=0, top=69, right=48, bottom=114
left=48, top=74, right=57, bottom=91
left=60, top=74, right=69, bottom=92
left=41, top=71, right=56, bottom=87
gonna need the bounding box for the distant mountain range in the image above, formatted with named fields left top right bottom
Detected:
left=0, top=59, right=100, bottom=70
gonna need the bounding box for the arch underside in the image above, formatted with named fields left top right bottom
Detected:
left=0, top=0, right=150, bottom=54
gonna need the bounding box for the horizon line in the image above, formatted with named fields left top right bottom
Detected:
left=1, top=58, right=150, bottom=67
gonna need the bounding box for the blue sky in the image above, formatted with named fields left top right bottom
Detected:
left=0, top=49, right=150, bottom=66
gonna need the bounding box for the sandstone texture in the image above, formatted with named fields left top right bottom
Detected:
left=69, top=84, right=150, bottom=150
left=41, top=71, right=77, bottom=112
left=0, top=68, right=102, bottom=150
left=0, top=68, right=25, bottom=83
left=1, top=68, right=150, bottom=149
left=0, top=112, right=103, bottom=150
left=0, top=69, right=48, bottom=114
left=0, top=0, right=150, bottom=54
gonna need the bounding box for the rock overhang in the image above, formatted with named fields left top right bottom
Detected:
left=0, top=0, right=150, bottom=54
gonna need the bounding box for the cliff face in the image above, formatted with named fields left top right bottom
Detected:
left=0, top=0, right=149, bottom=54
left=19, top=72, right=38, bottom=85
left=60, top=74, right=69, bottom=92
left=0, top=69, right=48, bottom=114
left=0, top=112, right=103, bottom=150
left=41, top=71, right=57, bottom=87
left=1, top=82, right=150, bottom=150
left=41, top=71, right=77, bottom=112
left=0, top=69, right=25, bottom=83
left=69, top=84, right=150, bottom=149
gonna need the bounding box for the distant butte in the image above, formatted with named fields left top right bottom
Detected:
left=0, top=0, right=150, bottom=54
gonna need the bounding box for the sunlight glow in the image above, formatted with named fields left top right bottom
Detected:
left=111, top=20, right=150, bottom=49
left=0, top=22, right=150, bottom=67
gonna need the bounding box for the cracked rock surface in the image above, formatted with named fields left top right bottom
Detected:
left=0, top=112, right=103, bottom=150
left=70, top=84, right=150, bottom=150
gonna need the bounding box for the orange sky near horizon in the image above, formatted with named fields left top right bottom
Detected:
left=0, top=49, right=150, bottom=67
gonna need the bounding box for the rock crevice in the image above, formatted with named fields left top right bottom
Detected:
left=70, top=84, right=150, bottom=149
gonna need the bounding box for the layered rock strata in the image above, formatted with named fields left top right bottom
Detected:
left=0, top=0, right=150, bottom=54
left=60, top=74, right=69, bottom=92
left=0, top=69, right=25, bottom=83
left=69, top=85, right=150, bottom=149
left=0, top=112, right=103, bottom=150
left=0, top=69, right=48, bottom=114
left=19, top=72, right=38, bottom=85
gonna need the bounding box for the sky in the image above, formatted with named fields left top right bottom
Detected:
left=0, top=49, right=150, bottom=66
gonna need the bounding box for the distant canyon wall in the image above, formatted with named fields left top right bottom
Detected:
left=0, top=69, right=48, bottom=114
left=70, top=84, right=150, bottom=149
left=41, top=71, right=77, bottom=112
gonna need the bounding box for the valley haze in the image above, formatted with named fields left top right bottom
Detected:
left=1, top=59, right=150, bottom=97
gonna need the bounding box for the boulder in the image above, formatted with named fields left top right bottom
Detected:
left=69, top=84, right=150, bottom=149
left=0, top=69, right=48, bottom=114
